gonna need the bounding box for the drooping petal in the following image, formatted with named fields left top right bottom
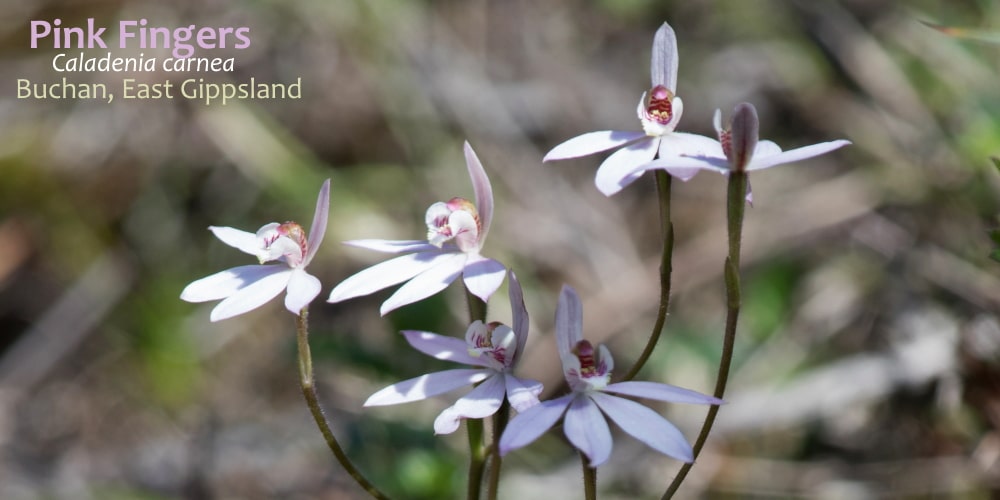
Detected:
left=543, top=131, right=646, bottom=162
left=499, top=394, right=573, bottom=456
left=380, top=253, right=467, bottom=315
left=181, top=264, right=280, bottom=302
left=344, top=239, right=440, bottom=254
left=650, top=22, right=679, bottom=92
left=728, top=103, right=760, bottom=172
left=590, top=392, right=694, bottom=462
left=462, top=256, right=506, bottom=303
left=304, top=179, right=331, bottom=265
left=284, top=268, right=322, bottom=315
left=209, top=226, right=262, bottom=256
left=364, top=368, right=491, bottom=406
left=556, top=284, right=584, bottom=365
left=432, top=373, right=506, bottom=434
left=401, top=330, right=485, bottom=366
left=210, top=267, right=293, bottom=321
left=603, top=380, right=723, bottom=405
left=464, top=142, right=495, bottom=245
left=505, top=374, right=543, bottom=413
left=594, top=137, right=658, bottom=196
left=746, top=140, right=852, bottom=171
left=564, top=395, right=613, bottom=467
left=327, top=250, right=451, bottom=303
left=507, top=271, right=529, bottom=361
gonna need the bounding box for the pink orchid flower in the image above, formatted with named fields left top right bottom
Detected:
left=180, top=180, right=330, bottom=321
left=327, top=142, right=506, bottom=315
left=499, top=285, right=722, bottom=467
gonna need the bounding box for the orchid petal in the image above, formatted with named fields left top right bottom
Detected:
left=603, top=381, right=723, bottom=405
left=344, top=239, right=440, bottom=254
left=327, top=251, right=451, bottom=303
left=380, top=253, right=467, bottom=315
left=507, top=271, right=529, bottom=361
left=364, top=368, right=491, bottom=406
left=462, top=256, right=506, bottom=303
left=594, top=137, right=658, bottom=196
left=754, top=140, right=781, bottom=158
left=499, top=394, right=573, bottom=456
left=432, top=373, right=506, bottom=434
left=543, top=131, right=647, bottom=162
left=449, top=210, right=480, bottom=253
left=651, top=22, right=679, bottom=91
left=181, top=264, right=280, bottom=303
left=729, top=103, right=760, bottom=172
left=564, top=395, right=613, bottom=467
left=464, top=142, right=494, bottom=244
left=590, top=392, right=694, bottom=462
left=210, top=267, right=292, bottom=321
left=304, top=179, right=330, bottom=265
left=401, top=330, right=484, bottom=366
left=209, top=226, right=261, bottom=256
left=556, top=284, right=584, bottom=366
left=505, top=375, right=543, bottom=413
left=747, top=140, right=852, bottom=171
left=284, top=268, right=322, bottom=315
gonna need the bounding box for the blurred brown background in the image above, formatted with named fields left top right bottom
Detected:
left=2, top=0, right=1000, bottom=498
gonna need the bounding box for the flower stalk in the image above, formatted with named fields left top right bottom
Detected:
left=466, top=286, right=488, bottom=500
left=581, top=452, right=597, bottom=500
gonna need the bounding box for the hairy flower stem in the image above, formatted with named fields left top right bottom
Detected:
left=623, top=170, right=674, bottom=381
left=465, top=288, right=489, bottom=500
left=485, top=402, right=510, bottom=500
left=662, top=172, right=746, bottom=499
left=581, top=453, right=597, bottom=500
left=295, top=308, right=390, bottom=500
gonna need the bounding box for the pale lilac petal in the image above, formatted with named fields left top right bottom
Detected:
left=507, top=271, right=529, bottom=360
left=543, top=131, right=646, bottom=162
left=304, top=179, right=330, bottom=265
left=556, top=285, right=584, bottom=364
left=603, top=381, right=723, bottom=405
left=505, top=375, right=543, bottom=412
left=327, top=251, right=451, bottom=303
left=344, top=239, right=439, bottom=254
left=564, top=395, right=613, bottom=467
left=284, top=268, right=322, bottom=315
left=747, top=140, right=851, bottom=171
left=590, top=392, right=694, bottom=462
left=449, top=210, right=480, bottom=253
left=651, top=22, right=679, bottom=91
left=499, top=394, right=573, bottom=456
left=462, top=256, right=506, bottom=303
left=401, top=330, right=485, bottom=366
left=210, top=267, right=293, bottom=321
left=594, top=137, right=658, bottom=196
left=380, top=253, right=467, bottom=314
left=432, top=373, right=506, bottom=434
left=181, top=264, right=279, bottom=302
left=754, top=140, right=781, bottom=158
left=364, top=368, right=491, bottom=406
left=464, top=142, right=494, bottom=244
left=209, top=226, right=261, bottom=256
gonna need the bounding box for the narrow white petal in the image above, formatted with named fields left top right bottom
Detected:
left=284, top=269, right=322, bottom=315
left=181, top=265, right=279, bottom=302
left=209, top=226, right=261, bottom=256
left=505, top=375, right=543, bottom=412
left=464, top=142, right=495, bottom=245
left=651, top=22, right=679, bottom=91
left=209, top=268, right=292, bottom=321
left=379, top=253, right=467, bottom=315
left=603, top=380, right=723, bottom=405
left=432, top=373, right=506, bottom=434
left=364, top=369, right=490, bottom=406
left=594, top=137, right=658, bottom=196
left=499, top=395, right=573, bottom=456
left=401, top=330, right=485, bottom=366
left=543, top=131, right=646, bottom=162
left=344, top=239, right=440, bottom=254
left=462, top=256, right=506, bottom=303
left=304, top=179, right=331, bottom=265
left=564, top=395, right=613, bottom=467
left=507, top=271, right=529, bottom=361
left=747, top=140, right=851, bottom=171
left=327, top=251, right=451, bottom=303
left=590, top=392, right=694, bottom=462
left=556, top=285, right=584, bottom=365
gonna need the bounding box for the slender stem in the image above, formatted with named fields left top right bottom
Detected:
left=295, top=308, right=391, bottom=500
left=465, top=287, right=489, bottom=500
left=623, top=171, right=674, bottom=381
left=581, top=453, right=597, bottom=500
left=486, top=401, right=510, bottom=500
left=662, top=172, right=747, bottom=499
